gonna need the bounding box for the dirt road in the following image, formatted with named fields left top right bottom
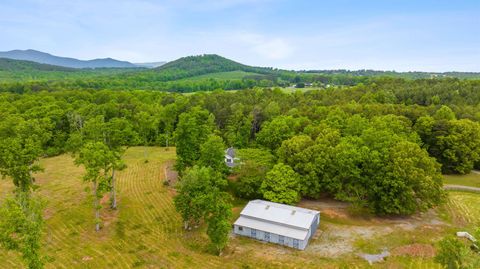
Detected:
left=444, top=184, right=480, bottom=193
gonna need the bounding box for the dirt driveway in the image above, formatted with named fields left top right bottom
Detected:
left=298, top=199, right=446, bottom=257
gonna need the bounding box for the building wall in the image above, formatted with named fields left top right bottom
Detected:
left=233, top=224, right=308, bottom=250
left=309, top=213, right=320, bottom=240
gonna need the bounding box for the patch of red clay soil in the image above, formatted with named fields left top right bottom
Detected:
left=321, top=208, right=348, bottom=219
left=232, top=207, right=242, bottom=215
left=100, top=194, right=110, bottom=204
left=392, top=243, right=436, bottom=258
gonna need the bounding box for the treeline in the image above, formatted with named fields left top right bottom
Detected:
left=300, top=69, right=480, bottom=80
left=0, top=79, right=478, bottom=162
left=0, top=80, right=479, bottom=206
left=0, top=76, right=277, bottom=93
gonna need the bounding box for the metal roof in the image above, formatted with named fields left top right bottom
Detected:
left=235, top=215, right=309, bottom=240
left=234, top=200, right=320, bottom=237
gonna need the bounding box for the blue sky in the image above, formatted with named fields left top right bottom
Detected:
left=1, top=0, right=479, bottom=71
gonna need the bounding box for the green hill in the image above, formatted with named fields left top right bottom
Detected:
left=154, top=54, right=276, bottom=81
left=0, top=58, right=75, bottom=72
left=0, top=58, right=137, bottom=83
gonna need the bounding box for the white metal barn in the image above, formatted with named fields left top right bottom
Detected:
left=233, top=200, right=320, bottom=250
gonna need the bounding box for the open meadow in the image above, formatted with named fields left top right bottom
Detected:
left=444, top=172, right=480, bottom=188
left=1, top=147, right=479, bottom=268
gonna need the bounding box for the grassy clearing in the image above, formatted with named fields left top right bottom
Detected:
left=279, top=87, right=325, bottom=93
left=0, top=147, right=227, bottom=268
left=443, top=172, right=480, bottom=188
left=446, top=191, right=480, bottom=228
left=0, top=147, right=339, bottom=268
left=1, top=147, right=479, bottom=268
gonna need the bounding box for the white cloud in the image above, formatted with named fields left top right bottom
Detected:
left=236, top=33, right=294, bottom=60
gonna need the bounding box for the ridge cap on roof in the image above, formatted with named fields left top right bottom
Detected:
left=248, top=199, right=320, bottom=214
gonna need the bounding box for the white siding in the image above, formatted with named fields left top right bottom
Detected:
left=234, top=224, right=310, bottom=250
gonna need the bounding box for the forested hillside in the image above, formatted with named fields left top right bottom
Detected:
left=0, top=58, right=138, bottom=82
left=2, top=54, right=480, bottom=93
left=0, top=58, right=75, bottom=72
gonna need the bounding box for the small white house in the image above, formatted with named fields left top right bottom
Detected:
left=224, top=147, right=238, bottom=168
left=233, top=200, right=320, bottom=250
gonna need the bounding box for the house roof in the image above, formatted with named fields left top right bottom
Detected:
left=234, top=200, right=320, bottom=238
left=225, top=147, right=235, bottom=157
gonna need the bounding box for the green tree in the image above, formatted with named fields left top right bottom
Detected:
left=371, top=140, right=445, bottom=215
left=105, top=118, right=137, bottom=209
left=434, top=105, right=456, bottom=121
left=199, top=135, right=226, bottom=173
left=133, top=111, right=157, bottom=159
left=67, top=116, right=134, bottom=210
left=428, top=119, right=480, bottom=174
left=435, top=236, right=479, bottom=269
left=75, top=142, right=116, bottom=231
left=233, top=149, right=274, bottom=199
left=277, top=129, right=339, bottom=198
left=0, top=118, right=48, bottom=269
left=256, top=116, right=299, bottom=151
left=224, top=103, right=251, bottom=148
left=175, top=108, right=215, bottom=172
left=261, top=163, right=301, bottom=205
left=0, top=193, right=44, bottom=269
left=206, top=198, right=232, bottom=255
left=0, top=119, right=50, bottom=193
left=234, top=160, right=265, bottom=199
left=173, top=166, right=227, bottom=229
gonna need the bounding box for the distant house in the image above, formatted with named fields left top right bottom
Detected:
left=233, top=200, right=320, bottom=250
left=224, top=147, right=238, bottom=168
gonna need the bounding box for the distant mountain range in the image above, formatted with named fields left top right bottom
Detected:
left=0, top=49, right=151, bottom=69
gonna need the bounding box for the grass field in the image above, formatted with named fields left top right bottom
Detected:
left=444, top=172, right=480, bottom=188
left=279, top=87, right=325, bottom=93
left=446, top=191, right=480, bottom=228
left=1, top=147, right=479, bottom=268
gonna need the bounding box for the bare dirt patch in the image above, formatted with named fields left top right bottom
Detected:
left=321, top=208, right=349, bottom=219
left=164, top=160, right=178, bottom=185
left=298, top=198, right=447, bottom=258
left=391, top=243, right=436, bottom=258
left=307, top=224, right=393, bottom=257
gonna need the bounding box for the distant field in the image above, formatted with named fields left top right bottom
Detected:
left=1, top=147, right=479, bottom=268
left=280, top=87, right=325, bottom=93
left=443, top=172, right=480, bottom=188
left=183, top=71, right=265, bottom=81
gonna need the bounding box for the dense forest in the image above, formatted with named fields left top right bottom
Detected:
left=1, top=78, right=479, bottom=205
